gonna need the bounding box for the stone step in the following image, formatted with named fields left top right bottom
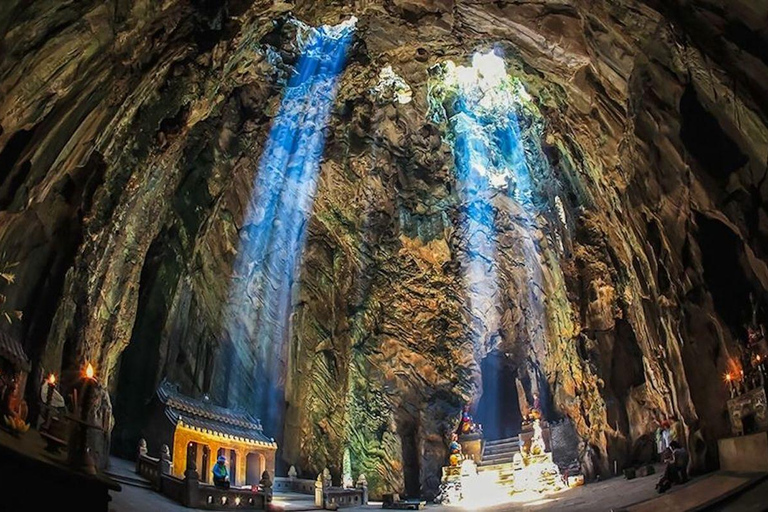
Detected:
left=477, top=462, right=516, bottom=473
left=104, top=471, right=153, bottom=490
left=484, top=437, right=519, bottom=447
left=483, top=454, right=517, bottom=462
left=483, top=446, right=520, bottom=457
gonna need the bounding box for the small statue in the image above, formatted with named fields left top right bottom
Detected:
left=136, top=438, right=148, bottom=473
left=458, top=404, right=480, bottom=435
left=322, top=467, right=332, bottom=488
left=160, top=444, right=172, bottom=474
left=357, top=474, right=369, bottom=505
left=342, top=447, right=354, bottom=488
left=138, top=438, right=148, bottom=458
left=261, top=470, right=273, bottom=503
left=449, top=433, right=462, bottom=467
left=530, top=419, right=546, bottom=455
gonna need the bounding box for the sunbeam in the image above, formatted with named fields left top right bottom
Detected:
left=224, top=17, right=357, bottom=431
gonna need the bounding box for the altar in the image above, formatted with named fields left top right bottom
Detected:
left=436, top=405, right=576, bottom=507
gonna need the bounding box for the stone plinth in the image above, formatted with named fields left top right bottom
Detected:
left=718, top=431, right=768, bottom=472
left=458, top=432, right=483, bottom=463
left=520, top=425, right=551, bottom=454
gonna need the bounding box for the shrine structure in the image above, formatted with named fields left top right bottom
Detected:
left=143, top=380, right=277, bottom=487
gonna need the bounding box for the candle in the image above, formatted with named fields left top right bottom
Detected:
left=81, top=363, right=96, bottom=421
left=45, top=374, right=56, bottom=405
left=68, top=362, right=98, bottom=475
left=726, top=373, right=736, bottom=398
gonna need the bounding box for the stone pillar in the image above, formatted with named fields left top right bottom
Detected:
left=315, top=474, right=324, bottom=508
left=236, top=449, right=248, bottom=487
left=195, top=445, right=204, bottom=482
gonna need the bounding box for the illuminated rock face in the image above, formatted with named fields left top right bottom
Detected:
left=1, top=0, right=768, bottom=500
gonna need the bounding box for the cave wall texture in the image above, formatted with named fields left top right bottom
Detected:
left=2, top=0, right=768, bottom=500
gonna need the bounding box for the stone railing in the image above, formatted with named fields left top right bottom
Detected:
left=136, top=439, right=270, bottom=510
left=274, top=476, right=316, bottom=494
left=136, top=454, right=163, bottom=490
left=313, top=469, right=368, bottom=510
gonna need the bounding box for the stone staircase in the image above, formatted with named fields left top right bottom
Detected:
left=106, top=456, right=154, bottom=490
left=477, top=437, right=520, bottom=492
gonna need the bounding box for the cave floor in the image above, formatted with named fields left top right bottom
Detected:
left=107, top=462, right=767, bottom=512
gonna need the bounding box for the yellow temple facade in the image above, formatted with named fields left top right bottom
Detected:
left=146, top=380, right=277, bottom=487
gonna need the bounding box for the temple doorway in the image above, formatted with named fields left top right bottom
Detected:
left=246, top=452, right=266, bottom=485
left=476, top=350, right=522, bottom=440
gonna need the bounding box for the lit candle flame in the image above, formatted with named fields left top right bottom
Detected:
left=85, top=363, right=95, bottom=380
left=47, top=374, right=56, bottom=385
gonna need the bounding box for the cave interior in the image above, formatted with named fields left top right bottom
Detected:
left=1, top=0, right=768, bottom=508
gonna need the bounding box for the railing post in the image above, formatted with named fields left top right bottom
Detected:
left=260, top=470, right=273, bottom=504
left=315, top=473, right=324, bottom=508
left=183, top=461, right=200, bottom=507
left=136, top=438, right=147, bottom=474
left=160, top=444, right=172, bottom=475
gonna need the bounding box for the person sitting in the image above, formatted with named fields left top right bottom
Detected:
left=668, top=441, right=689, bottom=483
left=657, top=441, right=689, bottom=493
left=212, top=455, right=230, bottom=489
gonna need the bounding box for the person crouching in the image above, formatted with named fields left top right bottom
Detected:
left=213, top=455, right=231, bottom=489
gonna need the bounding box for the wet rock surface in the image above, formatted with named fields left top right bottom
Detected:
left=1, top=0, right=767, bottom=499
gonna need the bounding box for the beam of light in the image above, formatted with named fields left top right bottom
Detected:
left=433, top=49, right=540, bottom=370
left=223, top=17, right=356, bottom=431
left=432, top=50, right=566, bottom=506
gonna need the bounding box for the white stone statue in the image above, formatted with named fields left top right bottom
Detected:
left=342, top=447, right=354, bottom=488
left=531, top=419, right=546, bottom=455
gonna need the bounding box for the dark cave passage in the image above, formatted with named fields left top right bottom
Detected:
left=397, top=415, right=421, bottom=498
left=696, top=213, right=755, bottom=337
left=476, top=350, right=522, bottom=440
left=680, top=85, right=749, bottom=183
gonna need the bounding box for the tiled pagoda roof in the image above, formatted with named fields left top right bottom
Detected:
left=157, top=380, right=276, bottom=447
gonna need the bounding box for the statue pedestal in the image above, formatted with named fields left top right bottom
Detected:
left=458, top=433, right=483, bottom=463
left=441, top=465, right=462, bottom=482
left=520, top=423, right=551, bottom=454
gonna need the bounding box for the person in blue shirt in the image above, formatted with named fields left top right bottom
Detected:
left=213, top=455, right=230, bottom=489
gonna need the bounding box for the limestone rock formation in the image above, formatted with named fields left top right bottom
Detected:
left=1, top=0, right=767, bottom=500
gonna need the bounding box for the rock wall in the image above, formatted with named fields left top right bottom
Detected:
left=1, top=0, right=767, bottom=499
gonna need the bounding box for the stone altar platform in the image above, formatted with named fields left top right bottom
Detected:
left=718, top=431, right=768, bottom=473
